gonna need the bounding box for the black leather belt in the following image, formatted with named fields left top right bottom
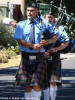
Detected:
left=22, top=51, right=44, bottom=60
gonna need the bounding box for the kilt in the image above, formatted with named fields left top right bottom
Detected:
left=15, top=51, right=48, bottom=89
left=47, top=52, right=62, bottom=86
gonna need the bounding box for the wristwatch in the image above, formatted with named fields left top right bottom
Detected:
left=55, top=48, right=58, bottom=52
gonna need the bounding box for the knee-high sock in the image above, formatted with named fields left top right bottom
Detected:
left=24, top=92, right=32, bottom=100
left=43, top=88, right=49, bottom=100
left=50, top=85, right=57, bottom=100
left=32, top=90, right=41, bottom=100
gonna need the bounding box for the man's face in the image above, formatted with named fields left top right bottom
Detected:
left=27, top=7, right=38, bottom=20
left=45, top=14, right=55, bottom=24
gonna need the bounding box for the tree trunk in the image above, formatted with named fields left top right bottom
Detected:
left=21, top=0, right=27, bottom=20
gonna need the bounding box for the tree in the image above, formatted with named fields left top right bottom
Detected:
left=21, top=0, right=27, bottom=19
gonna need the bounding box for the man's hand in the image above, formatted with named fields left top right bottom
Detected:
left=47, top=48, right=56, bottom=53
left=44, top=52, right=50, bottom=58
left=40, top=40, right=49, bottom=46
left=33, top=44, right=42, bottom=50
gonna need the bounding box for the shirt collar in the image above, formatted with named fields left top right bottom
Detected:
left=27, top=19, right=31, bottom=24
left=27, top=17, right=40, bottom=25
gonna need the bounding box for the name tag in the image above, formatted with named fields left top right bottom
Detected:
left=29, top=56, right=36, bottom=60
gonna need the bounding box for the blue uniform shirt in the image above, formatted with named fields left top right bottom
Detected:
left=45, top=23, right=69, bottom=51
left=58, top=25, right=69, bottom=42
left=50, top=24, right=69, bottom=43
left=14, top=18, right=52, bottom=53
left=52, top=24, right=70, bottom=53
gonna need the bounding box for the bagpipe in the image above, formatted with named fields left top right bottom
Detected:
left=30, top=0, right=75, bottom=53
left=49, top=0, right=75, bottom=53
left=29, top=15, right=52, bottom=50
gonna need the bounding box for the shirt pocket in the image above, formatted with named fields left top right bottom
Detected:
left=23, top=30, right=30, bottom=42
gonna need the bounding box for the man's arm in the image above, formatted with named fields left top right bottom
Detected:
left=48, top=34, right=58, bottom=44
left=17, top=39, right=42, bottom=50
left=48, top=41, right=69, bottom=52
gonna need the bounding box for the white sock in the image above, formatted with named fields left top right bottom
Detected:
left=43, top=88, right=49, bottom=100
left=32, top=90, right=41, bottom=100
left=24, top=92, right=32, bottom=100
left=50, top=85, right=57, bottom=100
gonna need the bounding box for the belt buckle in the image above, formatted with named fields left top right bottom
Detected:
left=48, top=56, right=52, bottom=60
left=29, top=56, right=36, bottom=60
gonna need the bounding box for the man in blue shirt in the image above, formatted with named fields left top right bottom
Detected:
left=14, top=2, right=58, bottom=100
left=43, top=12, right=69, bottom=100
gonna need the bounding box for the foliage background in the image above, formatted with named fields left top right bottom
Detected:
left=28, top=0, right=75, bottom=15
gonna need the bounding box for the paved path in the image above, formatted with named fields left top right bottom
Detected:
left=0, top=53, right=75, bottom=100
left=56, top=55, right=75, bottom=100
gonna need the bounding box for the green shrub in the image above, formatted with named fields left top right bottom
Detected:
left=0, top=21, right=17, bottom=47
left=0, top=47, right=17, bottom=63
left=14, top=45, right=20, bottom=54
left=0, top=50, right=8, bottom=63
left=6, top=47, right=16, bottom=59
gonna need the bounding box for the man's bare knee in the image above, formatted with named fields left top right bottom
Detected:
left=33, top=86, right=41, bottom=91
left=25, top=86, right=32, bottom=92
left=50, top=82, right=57, bottom=86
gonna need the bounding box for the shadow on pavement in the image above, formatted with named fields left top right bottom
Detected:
left=56, top=69, right=75, bottom=100
left=0, top=67, right=75, bottom=100
left=0, top=67, right=24, bottom=100
left=62, top=69, right=75, bottom=77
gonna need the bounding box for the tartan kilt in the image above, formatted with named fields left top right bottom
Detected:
left=15, top=52, right=48, bottom=89
left=47, top=53, right=62, bottom=86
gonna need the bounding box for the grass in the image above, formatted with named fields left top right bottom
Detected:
left=0, top=55, right=21, bottom=69
left=0, top=15, right=5, bottom=22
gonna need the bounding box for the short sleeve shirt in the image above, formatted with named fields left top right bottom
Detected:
left=14, top=18, right=48, bottom=53
left=51, top=24, right=69, bottom=43
left=58, top=25, right=69, bottom=42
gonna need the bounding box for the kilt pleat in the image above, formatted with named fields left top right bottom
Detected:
left=47, top=53, right=62, bottom=86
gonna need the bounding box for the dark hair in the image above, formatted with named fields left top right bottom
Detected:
left=27, top=2, right=39, bottom=9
